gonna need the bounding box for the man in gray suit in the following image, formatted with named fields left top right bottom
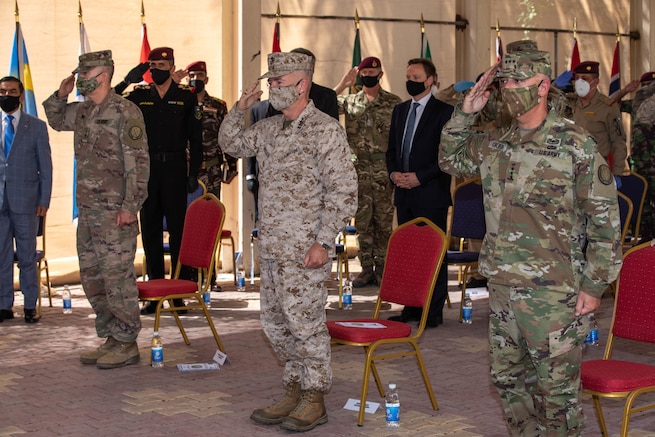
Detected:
left=0, top=76, right=52, bottom=323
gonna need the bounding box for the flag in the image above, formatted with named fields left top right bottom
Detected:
left=350, top=10, right=361, bottom=89
left=8, top=17, right=37, bottom=116
left=272, top=2, right=281, bottom=52
left=609, top=36, right=621, bottom=99
left=140, top=1, right=152, bottom=83
left=495, top=20, right=503, bottom=63
left=569, top=38, right=580, bottom=71
left=420, top=14, right=431, bottom=60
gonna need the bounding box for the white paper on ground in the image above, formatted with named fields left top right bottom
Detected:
left=176, top=363, right=219, bottom=372
left=335, top=321, right=387, bottom=329
left=213, top=349, right=230, bottom=365
left=343, top=398, right=380, bottom=414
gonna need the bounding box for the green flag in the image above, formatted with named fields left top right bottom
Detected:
left=421, top=33, right=431, bottom=60
left=352, top=27, right=362, bottom=86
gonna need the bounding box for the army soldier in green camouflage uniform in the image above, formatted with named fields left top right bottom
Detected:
left=630, top=93, right=655, bottom=241
left=333, top=56, right=401, bottom=287
left=43, top=50, right=150, bottom=369
left=439, top=48, right=622, bottom=436
left=219, top=52, right=357, bottom=432
left=185, top=61, right=237, bottom=199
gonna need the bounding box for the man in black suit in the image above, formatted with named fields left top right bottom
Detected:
left=386, top=58, right=453, bottom=327
left=246, top=48, right=338, bottom=220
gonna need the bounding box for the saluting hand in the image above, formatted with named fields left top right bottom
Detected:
left=57, top=75, right=75, bottom=98
left=237, top=82, right=263, bottom=111
left=462, top=63, right=498, bottom=114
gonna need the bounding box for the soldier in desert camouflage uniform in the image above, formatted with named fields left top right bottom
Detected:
left=219, top=52, right=357, bottom=432
left=333, top=56, right=401, bottom=287
left=439, top=47, right=622, bottom=436
left=43, top=50, right=149, bottom=369
left=630, top=93, right=655, bottom=241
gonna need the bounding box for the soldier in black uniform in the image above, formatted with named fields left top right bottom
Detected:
left=122, top=47, right=202, bottom=313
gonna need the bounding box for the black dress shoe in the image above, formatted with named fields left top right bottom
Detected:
left=140, top=302, right=157, bottom=315
left=24, top=309, right=40, bottom=324
left=0, top=309, right=14, bottom=320
left=172, top=298, right=188, bottom=315
left=465, top=277, right=487, bottom=288
left=426, top=315, right=443, bottom=328
left=388, top=313, right=420, bottom=323
left=211, top=284, right=223, bottom=293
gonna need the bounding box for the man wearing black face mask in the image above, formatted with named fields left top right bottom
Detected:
left=0, top=76, right=52, bottom=324
left=123, top=47, right=202, bottom=313
left=334, top=56, right=401, bottom=287
left=386, top=58, right=453, bottom=328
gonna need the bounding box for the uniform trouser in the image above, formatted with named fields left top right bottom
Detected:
left=199, top=166, right=222, bottom=199
left=488, top=283, right=588, bottom=437
left=259, top=258, right=332, bottom=392
left=141, top=160, right=187, bottom=279
left=396, top=205, right=448, bottom=321
left=354, top=169, right=394, bottom=269
left=0, top=193, right=38, bottom=310
left=77, top=212, right=141, bottom=343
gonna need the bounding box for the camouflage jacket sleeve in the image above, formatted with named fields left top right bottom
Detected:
left=118, top=100, right=150, bottom=214
left=42, top=91, right=79, bottom=132
left=217, top=104, right=262, bottom=158
left=606, top=103, right=628, bottom=175
left=439, top=106, right=486, bottom=179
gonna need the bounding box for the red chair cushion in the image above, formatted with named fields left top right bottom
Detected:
left=137, top=279, right=198, bottom=298
left=221, top=229, right=232, bottom=237
left=582, top=360, right=655, bottom=393
left=327, top=319, right=412, bottom=343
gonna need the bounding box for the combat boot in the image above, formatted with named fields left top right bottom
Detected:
left=95, top=341, right=140, bottom=369
left=280, top=390, right=328, bottom=432
left=250, top=383, right=301, bottom=424
left=352, top=266, right=375, bottom=288
left=79, top=337, right=118, bottom=364
left=374, top=264, right=384, bottom=286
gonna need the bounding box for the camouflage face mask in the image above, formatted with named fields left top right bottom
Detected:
left=500, top=80, right=542, bottom=118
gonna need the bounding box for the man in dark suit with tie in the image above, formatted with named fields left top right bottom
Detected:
left=386, top=58, right=453, bottom=327
left=0, top=76, right=52, bottom=323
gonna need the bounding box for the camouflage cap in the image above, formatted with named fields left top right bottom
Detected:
left=74, top=50, right=113, bottom=74
left=506, top=39, right=539, bottom=53
left=497, top=50, right=552, bottom=79
left=258, top=52, right=314, bottom=80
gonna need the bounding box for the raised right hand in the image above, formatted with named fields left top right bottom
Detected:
left=57, top=75, right=75, bottom=98
left=237, top=82, right=263, bottom=110
left=462, top=63, right=498, bottom=114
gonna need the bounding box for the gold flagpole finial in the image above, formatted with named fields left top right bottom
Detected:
left=78, top=0, right=83, bottom=24
left=420, top=14, right=425, bottom=34
left=276, top=2, right=280, bottom=24
left=141, top=0, right=145, bottom=24
left=14, top=0, right=19, bottom=22
left=496, top=19, right=501, bottom=37
left=616, top=23, right=620, bottom=42
left=573, top=17, right=577, bottom=39
left=354, top=9, right=360, bottom=30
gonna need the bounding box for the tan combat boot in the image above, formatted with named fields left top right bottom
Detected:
left=250, top=383, right=301, bottom=424
left=352, top=266, right=375, bottom=288
left=280, top=390, right=328, bottom=432
left=79, top=337, right=118, bottom=364
left=95, top=341, right=140, bottom=369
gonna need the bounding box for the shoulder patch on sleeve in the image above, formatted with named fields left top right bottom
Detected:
left=128, top=125, right=144, bottom=140
left=598, top=164, right=613, bottom=185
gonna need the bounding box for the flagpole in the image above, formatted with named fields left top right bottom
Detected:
left=15, top=0, right=19, bottom=22
left=141, top=0, right=145, bottom=24
left=420, top=13, right=425, bottom=57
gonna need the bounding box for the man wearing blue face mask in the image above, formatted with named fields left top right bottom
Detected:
left=123, top=47, right=202, bottom=313
left=386, top=58, right=453, bottom=327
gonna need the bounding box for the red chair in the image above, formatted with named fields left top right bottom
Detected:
left=137, top=193, right=226, bottom=352
left=581, top=241, right=655, bottom=436
left=326, top=217, right=447, bottom=425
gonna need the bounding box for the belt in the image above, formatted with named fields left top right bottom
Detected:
left=356, top=152, right=387, bottom=161
left=150, top=151, right=186, bottom=162
left=201, top=157, right=221, bottom=169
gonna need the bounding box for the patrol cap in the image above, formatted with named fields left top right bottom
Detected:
left=506, top=39, right=539, bottom=53
left=640, top=71, right=655, bottom=83
left=573, top=61, right=599, bottom=75
left=186, top=61, right=206, bottom=73
left=73, top=50, right=113, bottom=74
left=258, top=52, right=314, bottom=80
left=358, top=56, right=382, bottom=70
left=148, top=47, right=174, bottom=62
left=497, top=50, right=552, bottom=79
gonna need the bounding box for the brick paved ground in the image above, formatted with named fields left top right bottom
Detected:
left=1, top=261, right=655, bottom=436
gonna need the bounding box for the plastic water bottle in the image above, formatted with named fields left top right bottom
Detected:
left=151, top=331, right=164, bottom=368
left=62, top=285, right=72, bottom=314
left=236, top=252, right=246, bottom=291
left=461, top=292, right=473, bottom=324
left=342, top=279, right=353, bottom=310
left=203, top=291, right=211, bottom=308
left=584, top=313, right=599, bottom=348
left=385, top=383, right=400, bottom=428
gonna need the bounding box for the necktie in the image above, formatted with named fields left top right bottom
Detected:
left=402, top=102, right=419, bottom=172
left=4, top=115, right=15, bottom=157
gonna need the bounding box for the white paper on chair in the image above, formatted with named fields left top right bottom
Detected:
left=343, top=398, right=380, bottom=414
left=335, top=321, right=387, bottom=329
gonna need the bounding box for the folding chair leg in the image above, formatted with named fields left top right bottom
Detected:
left=592, top=396, right=609, bottom=437
left=358, top=355, right=375, bottom=426
left=415, top=344, right=439, bottom=410
left=43, top=259, right=52, bottom=307
left=369, top=358, right=385, bottom=397
left=199, top=299, right=225, bottom=352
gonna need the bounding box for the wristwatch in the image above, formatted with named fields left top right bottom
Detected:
left=317, top=241, right=331, bottom=250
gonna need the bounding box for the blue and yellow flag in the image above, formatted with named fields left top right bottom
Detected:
left=8, top=18, right=37, bottom=116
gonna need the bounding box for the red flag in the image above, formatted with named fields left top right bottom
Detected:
left=569, top=38, right=580, bottom=71
left=140, top=22, right=152, bottom=83
left=272, top=22, right=281, bottom=52
left=495, top=35, right=503, bottom=63
left=609, top=40, right=621, bottom=99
